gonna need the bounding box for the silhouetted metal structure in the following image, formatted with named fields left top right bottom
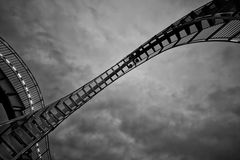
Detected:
left=0, top=0, right=239, bottom=159
left=0, top=37, right=51, bottom=159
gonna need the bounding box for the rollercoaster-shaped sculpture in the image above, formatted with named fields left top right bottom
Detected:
left=0, top=0, right=240, bottom=159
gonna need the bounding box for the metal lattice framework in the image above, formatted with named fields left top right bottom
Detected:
left=0, top=0, right=240, bottom=159
left=0, top=38, right=51, bottom=159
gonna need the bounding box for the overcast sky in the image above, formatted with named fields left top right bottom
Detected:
left=0, top=0, right=240, bottom=160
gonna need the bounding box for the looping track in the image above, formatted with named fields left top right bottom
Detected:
left=0, top=0, right=240, bottom=159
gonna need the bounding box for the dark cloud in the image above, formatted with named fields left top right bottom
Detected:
left=50, top=95, right=141, bottom=160
left=218, top=45, right=240, bottom=82
left=50, top=80, right=240, bottom=160
left=207, top=86, right=240, bottom=116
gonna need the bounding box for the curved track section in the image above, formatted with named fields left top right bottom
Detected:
left=0, top=0, right=239, bottom=159
left=0, top=38, right=51, bottom=159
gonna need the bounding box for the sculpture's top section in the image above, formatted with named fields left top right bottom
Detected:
left=123, top=0, right=240, bottom=66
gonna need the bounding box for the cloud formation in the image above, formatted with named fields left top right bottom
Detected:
left=0, top=0, right=240, bottom=160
